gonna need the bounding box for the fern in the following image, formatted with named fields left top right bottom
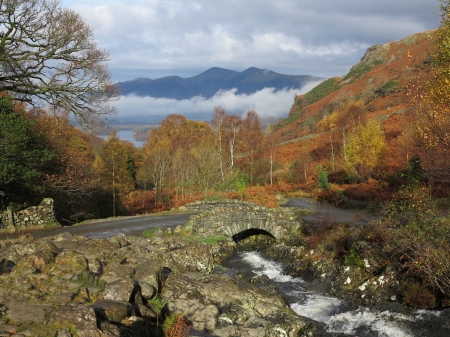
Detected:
left=163, top=314, right=191, bottom=337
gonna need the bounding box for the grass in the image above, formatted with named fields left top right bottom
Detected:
left=343, top=60, right=383, bottom=81
left=375, top=79, right=399, bottom=97
left=303, top=77, right=339, bottom=104
left=201, top=234, right=228, bottom=245
left=143, top=227, right=163, bottom=238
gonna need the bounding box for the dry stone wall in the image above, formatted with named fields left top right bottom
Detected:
left=0, top=198, right=56, bottom=229
left=181, top=199, right=303, bottom=240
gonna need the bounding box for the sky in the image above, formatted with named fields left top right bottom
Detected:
left=61, top=0, right=440, bottom=119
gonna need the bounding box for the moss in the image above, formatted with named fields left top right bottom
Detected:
left=344, top=249, right=365, bottom=267
left=18, top=321, right=77, bottom=337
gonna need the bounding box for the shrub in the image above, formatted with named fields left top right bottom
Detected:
left=402, top=280, right=437, bottom=309
left=388, top=184, right=450, bottom=295
left=316, top=166, right=330, bottom=189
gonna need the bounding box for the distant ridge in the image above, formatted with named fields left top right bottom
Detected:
left=115, top=67, right=324, bottom=100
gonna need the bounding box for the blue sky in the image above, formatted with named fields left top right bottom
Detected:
left=60, top=0, right=440, bottom=118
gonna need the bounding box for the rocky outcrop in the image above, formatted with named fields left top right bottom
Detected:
left=0, top=230, right=321, bottom=336
left=263, top=222, right=402, bottom=309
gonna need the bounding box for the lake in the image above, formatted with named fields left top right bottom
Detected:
left=101, top=129, right=147, bottom=147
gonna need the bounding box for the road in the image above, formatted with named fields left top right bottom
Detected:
left=0, top=198, right=379, bottom=240
left=0, top=213, right=194, bottom=240
left=281, top=198, right=381, bottom=226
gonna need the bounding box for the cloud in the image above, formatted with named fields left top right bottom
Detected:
left=61, top=0, right=439, bottom=81
left=115, top=79, right=325, bottom=119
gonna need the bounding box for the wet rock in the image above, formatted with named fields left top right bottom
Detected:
left=352, top=241, right=385, bottom=275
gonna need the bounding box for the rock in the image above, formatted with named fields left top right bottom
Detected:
left=0, top=324, right=19, bottom=334
left=167, top=242, right=215, bottom=274
left=134, top=260, right=162, bottom=293
left=109, top=233, right=130, bottom=248
left=100, top=278, right=141, bottom=303
left=139, top=281, right=157, bottom=300
left=46, top=303, right=101, bottom=337
left=92, top=301, right=132, bottom=323
left=54, top=250, right=88, bottom=272
left=161, top=272, right=320, bottom=335
left=55, top=330, right=72, bottom=337
left=103, top=261, right=134, bottom=278
left=4, top=302, right=53, bottom=324
left=352, top=241, right=385, bottom=275
left=16, top=250, right=55, bottom=271
left=87, top=258, right=103, bottom=274
left=53, top=291, right=77, bottom=305
left=133, top=304, right=157, bottom=318
left=0, top=259, right=15, bottom=274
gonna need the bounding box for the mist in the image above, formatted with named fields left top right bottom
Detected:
left=115, top=79, right=325, bottom=120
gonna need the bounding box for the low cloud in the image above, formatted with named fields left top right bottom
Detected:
left=115, top=79, right=324, bottom=120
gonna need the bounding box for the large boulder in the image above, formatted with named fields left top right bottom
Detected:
left=161, top=272, right=321, bottom=336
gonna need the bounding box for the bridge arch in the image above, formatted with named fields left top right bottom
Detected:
left=232, top=228, right=276, bottom=243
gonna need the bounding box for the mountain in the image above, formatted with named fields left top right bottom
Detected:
left=116, top=67, right=324, bottom=100
left=269, top=30, right=434, bottom=187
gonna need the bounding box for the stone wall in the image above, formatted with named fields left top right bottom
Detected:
left=0, top=198, right=56, bottom=229
left=182, top=199, right=304, bottom=240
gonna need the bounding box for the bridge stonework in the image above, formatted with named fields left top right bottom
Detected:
left=182, top=199, right=303, bottom=240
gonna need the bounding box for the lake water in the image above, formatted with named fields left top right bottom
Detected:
left=101, top=129, right=147, bottom=147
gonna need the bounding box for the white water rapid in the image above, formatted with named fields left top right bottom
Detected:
left=235, top=251, right=446, bottom=337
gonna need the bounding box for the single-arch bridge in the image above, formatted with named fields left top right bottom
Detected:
left=181, top=199, right=304, bottom=242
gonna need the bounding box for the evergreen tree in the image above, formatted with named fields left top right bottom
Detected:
left=0, top=96, right=54, bottom=203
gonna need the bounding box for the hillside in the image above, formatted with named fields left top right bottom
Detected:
left=269, top=30, right=435, bottom=197
left=116, top=67, right=323, bottom=99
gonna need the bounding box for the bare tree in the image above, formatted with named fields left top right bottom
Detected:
left=0, top=0, right=117, bottom=126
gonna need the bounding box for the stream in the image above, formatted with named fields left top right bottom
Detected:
left=217, top=251, right=450, bottom=337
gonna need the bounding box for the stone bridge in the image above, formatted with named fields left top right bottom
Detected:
left=181, top=199, right=305, bottom=242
